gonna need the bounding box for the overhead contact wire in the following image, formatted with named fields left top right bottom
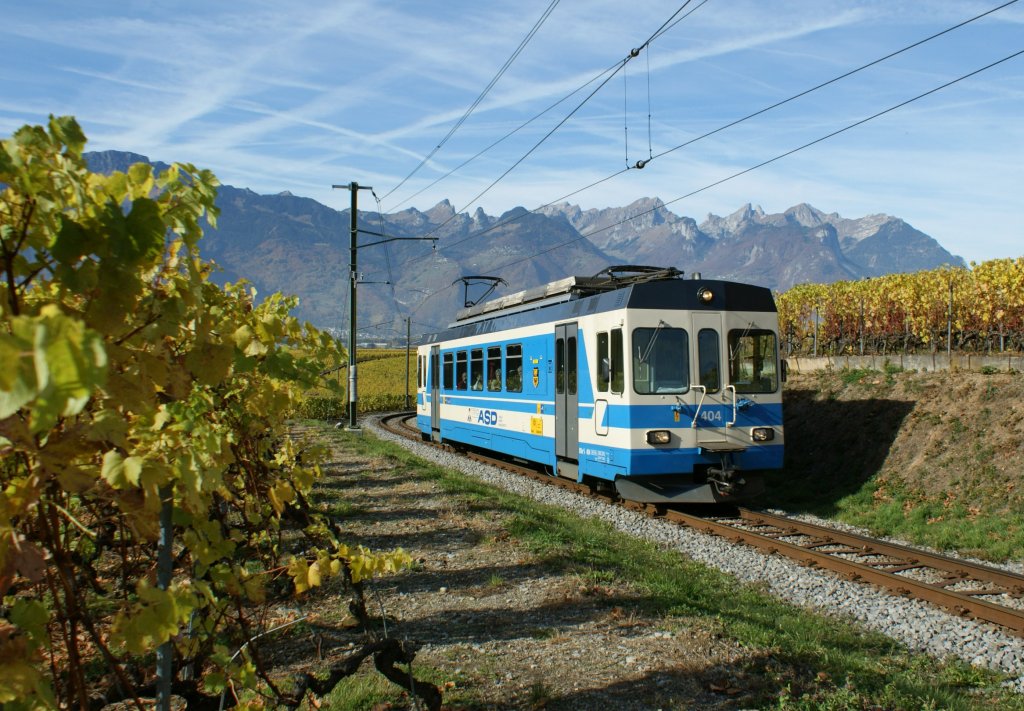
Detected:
left=648, top=0, right=1019, bottom=163
left=551, top=50, right=1024, bottom=259
left=418, top=0, right=703, bottom=241
left=390, top=0, right=706, bottom=213
left=401, top=48, right=1024, bottom=319
left=370, top=0, right=1018, bottom=282
left=386, top=61, right=622, bottom=213
left=381, top=0, right=561, bottom=203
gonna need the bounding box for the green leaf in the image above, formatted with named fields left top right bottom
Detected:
left=127, top=162, right=152, bottom=186
left=99, top=197, right=164, bottom=268
left=25, top=306, right=108, bottom=432
left=112, top=582, right=197, bottom=655
left=47, top=115, right=86, bottom=157
left=1, top=308, right=106, bottom=429
left=124, top=197, right=165, bottom=264
left=9, top=599, right=50, bottom=646
left=0, top=333, right=34, bottom=419
left=184, top=341, right=235, bottom=386
left=102, top=451, right=143, bottom=489
left=232, top=324, right=254, bottom=350
left=50, top=217, right=100, bottom=264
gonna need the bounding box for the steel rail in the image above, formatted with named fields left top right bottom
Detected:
left=737, top=509, right=1024, bottom=593
left=659, top=508, right=1024, bottom=635
left=375, top=412, right=1024, bottom=637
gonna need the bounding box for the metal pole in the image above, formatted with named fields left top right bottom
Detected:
left=813, top=307, right=819, bottom=358
left=859, top=298, right=864, bottom=356
left=405, top=317, right=411, bottom=409
left=947, top=279, right=953, bottom=359
left=155, top=485, right=174, bottom=711
left=348, top=183, right=359, bottom=430
left=333, top=182, right=373, bottom=431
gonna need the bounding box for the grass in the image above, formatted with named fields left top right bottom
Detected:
left=835, top=481, right=1024, bottom=561
left=834, top=362, right=902, bottom=387
left=324, top=662, right=462, bottom=711
left=314, top=424, right=1022, bottom=710
left=769, top=469, right=1024, bottom=562
left=527, top=680, right=554, bottom=708
left=771, top=370, right=1024, bottom=562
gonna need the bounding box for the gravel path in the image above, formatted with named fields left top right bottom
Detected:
left=367, top=416, right=1024, bottom=694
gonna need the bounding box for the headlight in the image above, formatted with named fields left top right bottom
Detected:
left=697, top=287, right=714, bottom=304
left=751, top=427, right=774, bottom=442
left=646, top=430, right=671, bottom=445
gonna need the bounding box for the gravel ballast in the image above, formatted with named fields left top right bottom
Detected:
left=367, top=416, right=1024, bottom=694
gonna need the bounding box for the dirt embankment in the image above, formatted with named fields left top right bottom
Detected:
left=777, top=368, right=1024, bottom=528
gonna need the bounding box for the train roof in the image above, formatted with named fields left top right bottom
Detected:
left=422, top=267, right=776, bottom=344
left=454, top=266, right=696, bottom=322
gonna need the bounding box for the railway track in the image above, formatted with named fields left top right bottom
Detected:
left=377, top=412, right=1024, bottom=638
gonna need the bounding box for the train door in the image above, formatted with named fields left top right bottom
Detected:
left=555, top=323, right=579, bottom=474
left=690, top=313, right=728, bottom=446
left=430, top=345, right=441, bottom=441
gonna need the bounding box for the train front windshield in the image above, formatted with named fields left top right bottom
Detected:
left=728, top=330, right=779, bottom=393
left=632, top=327, right=688, bottom=394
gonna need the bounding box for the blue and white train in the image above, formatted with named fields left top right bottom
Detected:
left=415, top=267, right=785, bottom=503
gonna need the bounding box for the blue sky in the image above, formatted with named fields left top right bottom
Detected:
left=3, top=0, right=1022, bottom=263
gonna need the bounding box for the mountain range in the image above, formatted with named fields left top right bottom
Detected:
left=85, top=150, right=964, bottom=338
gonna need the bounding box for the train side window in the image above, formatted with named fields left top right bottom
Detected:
left=506, top=344, right=522, bottom=392
left=596, top=332, right=609, bottom=392
left=697, top=329, right=720, bottom=393
left=567, top=335, right=577, bottom=395
left=417, top=355, right=422, bottom=388
left=632, top=327, right=688, bottom=394
left=456, top=351, right=468, bottom=390
left=487, top=346, right=502, bottom=391
left=610, top=328, right=624, bottom=394
left=555, top=337, right=565, bottom=394
left=470, top=348, right=484, bottom=390
left=729, top=329, right=778, bottom=393
left=443, top=353, right=453, bottom=390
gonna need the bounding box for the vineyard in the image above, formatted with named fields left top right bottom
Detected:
left=0, top=119, right=430, bottom=710
left=303, top=350, right=416, bottom=419
left=776, top=259, right=1024, bottom=357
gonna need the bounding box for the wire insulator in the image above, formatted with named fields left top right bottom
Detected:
left=635, top=159, right=647, bottom=169
left=630, top=47, right=641, bottom=58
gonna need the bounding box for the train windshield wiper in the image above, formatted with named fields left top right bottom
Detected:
left=638, top=320, right=668, bottom=364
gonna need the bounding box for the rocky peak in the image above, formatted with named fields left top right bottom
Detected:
left=425, top=199, right=456, bottom=222
left=700, top=203, right=765, bottom=238
left=472, top=207, right=491, bottom=228
left=785, top=203, right=827, bottom=228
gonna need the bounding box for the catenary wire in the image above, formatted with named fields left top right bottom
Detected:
left=380, top=0, right=561, bottom=203
left=385, top=47, right=1024, bottom=331
left=362, top=0, right=1018, bottom=283
left=648, top=0, right=1020, bottom=163
left=414, top=1, right=705, bottom=241
left=385, top=0, right=708, bottom=213
left=384, top=61, right=623, bottom=213
left=648, top=0, right=711, bottom=45
left=370, top=189, right=401, bottom=325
